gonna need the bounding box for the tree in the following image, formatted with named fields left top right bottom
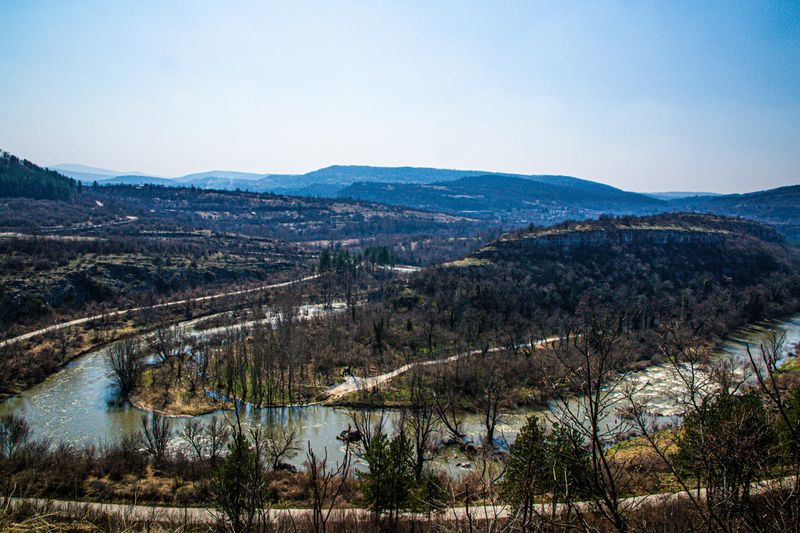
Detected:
left=472, top=350, right=508, bottom=448
left=500, top=416, right=548, bottom=529
left=625, top=325, right=783, bottom=533
left=140, top=413, right=172, bottom=467
left=674, top=391, right=775, bottom=524
left=260, top=423, right=300, bottom=470
left=545, top=310, right=633, bottom=532
left=406, top=370, right=439, bottom=481
left=107, top=338, right=146, bottom=399
left=0, top=414, right=31, bottom=461
left=500, top=416, right=592, bottom=530
left=54, top=325, right=75, bottom=364
left=149, top=324, right=185, bottom=385
left=211, top=412, right=266, bottom=533
left=432, top=364, right=465, bottom=441
left=306, top=441, right=352, bottom=533
left=0, top=151, right=78, bottom=200
left=360, top=431, right=415, bottom=529
left=206, top=417, right=232, bottom=465
left=180, top=418, right=204, bottom=460
left=747, top=329, right=800, bottom=464
left=349, top=408, right=386, bottom=454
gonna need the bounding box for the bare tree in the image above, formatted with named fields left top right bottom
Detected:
left=406, top=370, right=439, bottom=480
left=149, top=324, right=185, bottom=384
left=260, top=423, right=301, bottom=470
left=306, top=441, right=352, bottom=533
left=206, top=416, right=232, bottom=465
left=432, top=363, right=465, bottom=441
left=471, top=349, right=507, bottom=448
left=180, top=418, right=204, bottom=460
left=54, top=325, right=75, bottom=364
left=544, top=311, right=633, bottom=532
left=140, top=413, right=172, bottom=466
left=349, top=408, right=386, bottom=455
left=107, top=338, right=146, bottom=399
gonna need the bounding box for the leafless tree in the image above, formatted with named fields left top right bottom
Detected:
left=306, top=441, right=352, bottom=533
left=206, top=416, right=232, bottom=465
left=471, top=348, right=507, bottom=448
left=544, top=311, right=633, bottom=532
left=260, top=423, right=301, bottom=470
left=406, top=370, right=439, bottom=480
left=432, top=362, right=465, bottom=441
left=140, top=413, right=172, bottom=466
left=107, top=338, right=146, bottom=398
left=349, top=408, right=386, bottom=455
left=149, top=324, right=185, bottom=384
left=180, top=418, right=204, bottom=460
left=54, top=325, right=75, bottom=364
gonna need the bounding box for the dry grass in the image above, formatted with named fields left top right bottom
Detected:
left=129, top=368, right=230, bottom=417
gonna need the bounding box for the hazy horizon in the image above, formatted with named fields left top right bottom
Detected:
left=2, top=1, right=798, bottom=194
left=35, top=161, right=774, bottom=196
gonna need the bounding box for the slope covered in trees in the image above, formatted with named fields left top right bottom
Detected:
left=0, top=150, right=79, bottom=200
left=337, top=175, right=666, bottom=226
left=405, top=213, right=800, bottom=345
left=671, top=185, right=800, bottom=242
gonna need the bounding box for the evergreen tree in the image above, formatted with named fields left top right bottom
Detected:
left=211, top=423, right=266, bottom=533
left=360, top=431, right=415, bottom=527
left=0, top=150, right=78, bottom=200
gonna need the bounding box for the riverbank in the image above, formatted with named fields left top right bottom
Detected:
left=0, top=273, right=317, bottom=398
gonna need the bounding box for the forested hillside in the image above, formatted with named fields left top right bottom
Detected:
left=1, top=150, right=79, bottom=200
left=404, top=213, right=800, bottom=344
left=338, top=175, right=666, bottom=225
left=671, top=185, right=800, bottom=242
left=0, top=152, right=489, bottom=333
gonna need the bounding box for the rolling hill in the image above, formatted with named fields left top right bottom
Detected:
left=45, top=160, right=800, bottom=240
left=670, top=185, right=800, bottom=241
left=404, top=213, right=800, bottom=343
left=338, top=174, right=667, bottom=225
left=49, top=163, right=674, bottom=199
left=1, top=151, right=79, bottom=200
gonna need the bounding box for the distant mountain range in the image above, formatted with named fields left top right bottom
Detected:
left=51, top=163, right=723, bottom=199
left=46, top=161, right=800, bottom=241
left=644, top=191, right=722, bottom=200
left=50, top=164, right=531, bottom=194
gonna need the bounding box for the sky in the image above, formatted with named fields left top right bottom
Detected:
left=0, top=1, right=798, bottom=193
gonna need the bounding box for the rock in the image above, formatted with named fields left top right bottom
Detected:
left=274, top=462, right=297, bottom=473
left=336, top=429, right=362, bottom=443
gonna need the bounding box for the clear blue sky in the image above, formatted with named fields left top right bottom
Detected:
left=1, top=1, right=798, bottom=193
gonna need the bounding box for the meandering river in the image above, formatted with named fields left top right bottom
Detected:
left=2, top=310, right=799, bottom=472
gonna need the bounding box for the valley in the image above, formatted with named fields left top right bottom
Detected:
left=2, top=150, right=800, bottom=531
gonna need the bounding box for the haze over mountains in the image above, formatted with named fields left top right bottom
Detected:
left=53, top=162, right=725, bottom=198
left=39, top=159, right=800, bottom=241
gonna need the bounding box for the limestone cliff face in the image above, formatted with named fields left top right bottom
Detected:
left=471, top=214, right=786, bottom=264
left=502, top=228, right=729, bottom=250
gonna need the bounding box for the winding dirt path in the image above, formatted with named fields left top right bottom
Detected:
left=9, top=476, right=794, bottom=525
left=0, top=275, right=319, bottom=349
left=1, top=264, right=424, bottom=349
left=324, top=336, right=562, bottom=401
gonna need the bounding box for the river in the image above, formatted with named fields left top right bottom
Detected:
left=1, top=311, right=799, bottom=472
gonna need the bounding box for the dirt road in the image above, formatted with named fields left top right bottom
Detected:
left=324, top=336, right=562, bottom=401
left=10, top=476, right=793, bottom=526
left=0, top=275, right=319, bottom=349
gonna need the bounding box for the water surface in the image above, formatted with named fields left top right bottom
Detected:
left=2, top=313, right=799, bottom=470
